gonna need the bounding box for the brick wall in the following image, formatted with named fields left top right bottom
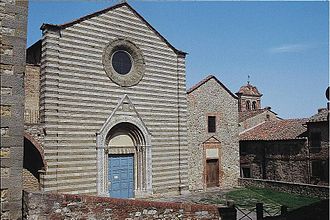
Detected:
left=239, top=178, right=329, bottom=199
left=22, top=169, right=39, bottom=192
left=22, top=191, right=236, bottom=220
left=24, top=65, right=40, bottom=124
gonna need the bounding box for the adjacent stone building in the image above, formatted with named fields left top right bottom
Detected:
left=0, top=0, right=29, bottom=219
left=307, top=107, right=329, bottom=185
left=187, top=75, right=240, bottom=190
left=239, top=119, right=309, bottom=183
left=238, top=83, right=329, bottom=186
left=24, top=2, right=189, bottom=198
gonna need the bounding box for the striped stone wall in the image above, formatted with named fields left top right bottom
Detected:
left=40, top=4, right=188, bottom=195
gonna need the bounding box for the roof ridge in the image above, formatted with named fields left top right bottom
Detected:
left=40, top=2, right=187, bottom=56
left=187, top=75, right=237, bottom=99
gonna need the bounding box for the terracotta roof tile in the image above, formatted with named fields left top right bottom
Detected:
left=239, top=118, right=308, bottom=141
left=236, top=83, right=262, bottom=97
left=239, top=109, right=267, bottom=122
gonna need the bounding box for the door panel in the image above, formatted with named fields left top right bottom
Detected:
left=206, top=159, right=219, bottom=187
left=109, top=154, right=134, bottom=198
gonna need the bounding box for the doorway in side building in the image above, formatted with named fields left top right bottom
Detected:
left=206, top=159, right=219, bottom=187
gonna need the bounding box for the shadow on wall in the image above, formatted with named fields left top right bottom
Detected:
left=23, top=138, right=44, bottom=190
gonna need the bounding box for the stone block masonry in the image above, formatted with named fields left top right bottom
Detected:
left=0, top=0, right=28, bottom=219
left=22, top=191, right=237, bottom=220
left=239, top=178, right=329, bottom=199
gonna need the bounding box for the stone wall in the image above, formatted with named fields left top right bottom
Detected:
left=240, top=140, right=310, bottom=183
left=0, top=0, right=28, bottom=219
left=239, top=178, right=329, bottom=199
left=22, top=191, right=236, bottom=220
left=307, top=121, right=329, bottom=185
left=187, top=76, right=239, bottom=190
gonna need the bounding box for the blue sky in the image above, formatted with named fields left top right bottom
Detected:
left=27, top=1, right=329, bottom=119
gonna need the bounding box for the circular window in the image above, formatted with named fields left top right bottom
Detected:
left=102, top=38, right=145, bottom=87
left=111, top=51, right=132, bottom=75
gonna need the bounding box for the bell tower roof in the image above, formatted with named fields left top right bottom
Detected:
left=236, top=83, right=262, bottom=97
left=236, top=79, right=263, bottom=112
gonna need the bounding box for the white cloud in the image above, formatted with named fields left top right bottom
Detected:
left=269, top=44, right=313, bottom=53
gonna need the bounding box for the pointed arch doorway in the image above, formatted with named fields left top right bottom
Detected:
left=106, top=122, right=146, bottom=198
left=96, top=113, right=152, bottom=198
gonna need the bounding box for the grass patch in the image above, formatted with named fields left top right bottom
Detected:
left=199, top=187, right=321, bottom=215
left=225, top=187, right=321, bottom=214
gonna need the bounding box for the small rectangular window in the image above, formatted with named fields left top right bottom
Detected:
left=310, top=132, right=321, bottom=148
left=240, top=145, right=248, bottom=155
left=312, top=160, right=329, bottom=181
left=241, top=167, right=251, bottom=178
left=208, top=116, right=216, bottom=133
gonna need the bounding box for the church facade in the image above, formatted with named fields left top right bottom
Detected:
left=24, top=2, right=244, bottom=198
left=27, top=2, right=189, bottom=197
left=187, top=76, right=240, bottom=190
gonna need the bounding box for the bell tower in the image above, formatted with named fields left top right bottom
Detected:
left=236, top=78, right=263, bottom=112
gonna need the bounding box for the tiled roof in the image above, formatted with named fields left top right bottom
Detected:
left=239, top=108, right=267, bottom=122
left=308, top=108, right=329, bottom=123
left=236, top=83, right=262, bottom=97
left=187, top=75, right=237, bottom=99
left=40, top=2, right=186, bottom=56
left=239, top=118, right=308, bottom=141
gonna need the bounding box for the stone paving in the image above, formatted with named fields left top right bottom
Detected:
left=147, top=188, right=258, bottom=220
left=148, top=188, right=229, bottom=204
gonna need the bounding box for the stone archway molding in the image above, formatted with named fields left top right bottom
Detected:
left=24, top=132, right=47, bottom=169
left=96, top=94, right=152, bottom=197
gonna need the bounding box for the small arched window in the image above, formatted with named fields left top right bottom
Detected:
left=252, top=101, right=257, bottom=110
left=246, top=100, right=251, bottom=110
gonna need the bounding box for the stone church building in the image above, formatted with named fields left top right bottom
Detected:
left=23, top=2, right=241, bottom=199
left=187, top=76, right=239, bottom=190
left=25, top=2, right=189, bottom=198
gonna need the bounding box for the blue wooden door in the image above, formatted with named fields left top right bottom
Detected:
left=109, top=154, right=134, bottom=198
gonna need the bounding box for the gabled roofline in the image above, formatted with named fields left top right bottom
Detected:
left=187, top=75, right=238, bottom=99
left=202, top=136, right=221, bottom=144
left=40, top=2, right=187, bottom=57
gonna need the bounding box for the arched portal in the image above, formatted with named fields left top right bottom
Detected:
left=96, top=115, right=152, bottom=198
left=23, top=136, right=45, bottom=191
left=106, top=123, right=145, bottom=198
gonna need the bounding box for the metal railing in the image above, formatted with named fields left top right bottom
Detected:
left=235, top=203, right=287, bottom=220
